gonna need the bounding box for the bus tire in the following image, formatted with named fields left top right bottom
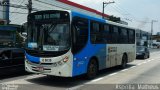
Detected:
left=86, top=58, right=98, bottom=79
left=120, top=54, right=127, bottom=69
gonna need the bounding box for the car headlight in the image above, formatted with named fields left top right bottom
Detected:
left=136, top=53, right=142, bottom=55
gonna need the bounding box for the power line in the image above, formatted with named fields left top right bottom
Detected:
left=0, top=9, right=27, bottom=14
left=10, top=0, right=25, bottom=16
left=34, top=0, right=67, bottom=10
left=0, top=3, right=39, bottom=11
left=112, top=4, right=130, bottom=15
left=112, top=3, right=151, bottom=23
left=110, top=5, right=126, bottom=16
left=27, top=0, right=32, bottom=14
left=34, top=1, right=55, bottom=10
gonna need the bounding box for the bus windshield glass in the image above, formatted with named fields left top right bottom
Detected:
left=27, top=23, right=70, bottom=52
left=27, top=11, right=70, bottom=52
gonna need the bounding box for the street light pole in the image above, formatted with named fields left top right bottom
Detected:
left=150, top=20, right=158, bottom=47
left=102, top=1, right=115, bottom=19
left=28, top=0, right=32, bottom=15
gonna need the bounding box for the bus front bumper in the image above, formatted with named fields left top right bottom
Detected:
left=25, top=60, right=73, bottom=77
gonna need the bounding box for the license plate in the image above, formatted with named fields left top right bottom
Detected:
left=43, top=45, right=59, bottom=51
left=41, top=58, right=52, bottom=63
left=35, top=67, right=44, bottom=71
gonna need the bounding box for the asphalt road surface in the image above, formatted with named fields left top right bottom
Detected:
left=0, top=49, right=160, bottom=90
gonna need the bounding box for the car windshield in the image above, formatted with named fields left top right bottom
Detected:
left=137, top=46, right=145, bottom=52
left=27, top=22, right=70, bottom=52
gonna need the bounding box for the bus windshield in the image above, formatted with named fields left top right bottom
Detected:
left=27, top=22, right=70, bottom=52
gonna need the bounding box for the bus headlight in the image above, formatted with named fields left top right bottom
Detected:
left=52, top=56, right=69, bottom=67
left=63, top=56, right=69, bottom=62
left=24, top=56, right=27, bottom=59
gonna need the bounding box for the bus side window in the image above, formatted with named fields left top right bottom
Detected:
left=103, top=24, right=110, bottom=43
left=96, top=23, right=105, bottom=43
left=113, top=26, right=119, bottom=43
left=129, top=30, right=135, bottom=44
left=119, top=28, right=128, bottom=44
left=109, top=25, right=114, bottom=44
left=72, top=17, right=88, bottom=54
left=90, top=22, right=100, bottom=44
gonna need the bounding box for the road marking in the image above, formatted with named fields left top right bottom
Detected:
left=130, top=66, right=136, bottom=69
left=91, top=77, right=103, bottom=82
left=67, top=85, right=84, bottom=90
left=142, top=62, right=147, bottom=64
left=121, top=69, right=128, bottom=72
left=146, top=60, right=151, bottom=63
left=108, top=73, right=117, bottom=76
left=137, top=63, right=143, bottom=66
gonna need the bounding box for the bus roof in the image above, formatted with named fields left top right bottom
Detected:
left=72, top=11, right=136, bottom=30
left=29, top=10, right=136, bottom=30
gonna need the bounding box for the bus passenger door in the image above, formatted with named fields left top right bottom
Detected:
left=108, top=45, right=117, bottom=67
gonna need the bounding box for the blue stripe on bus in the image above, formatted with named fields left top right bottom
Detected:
left=25, top=52, right=40, bottom=63
left=71, top=11, right=107, bottom=76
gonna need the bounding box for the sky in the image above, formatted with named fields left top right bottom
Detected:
left=69, top=0, right=160, bottom=34
left=8, top=0, right=160, bottom=34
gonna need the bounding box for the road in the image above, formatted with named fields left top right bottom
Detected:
left=0, top=49, right=160, bottom=90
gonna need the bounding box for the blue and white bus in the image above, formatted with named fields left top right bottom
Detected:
left=25, top=10, right=136, bottom=79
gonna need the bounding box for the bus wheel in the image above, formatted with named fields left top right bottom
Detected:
left=120, top=54, right=127, bottom=69
left=86, top=59, right=98, bottom=79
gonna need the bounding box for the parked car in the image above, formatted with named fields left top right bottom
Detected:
left=0, top=48, right=25, bottom=75
left=152, top=43, right=159, bottom=48
left=136, top=46, right=150, bottom=59
left=0, top=27, right=25, bottom=75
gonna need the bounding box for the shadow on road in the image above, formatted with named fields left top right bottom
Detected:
left=26, top=64, right=135, bottom=88
left=0, top=71, right=31, bottom=81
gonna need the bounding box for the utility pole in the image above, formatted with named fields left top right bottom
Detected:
left=150, top=20, right=158, bottom=47
left=27, top=0, right=32, bottom=14
left=102, top=1, right=115, bottom=19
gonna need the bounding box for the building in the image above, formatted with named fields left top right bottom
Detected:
left=0, top=0, right=9, bottom=24
left=33, top=0, right=109, bottom=19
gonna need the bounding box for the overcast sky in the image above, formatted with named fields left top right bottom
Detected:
left=9, top=0, right=160, bottom=34
left=69, top=0, right=160, bottom=34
